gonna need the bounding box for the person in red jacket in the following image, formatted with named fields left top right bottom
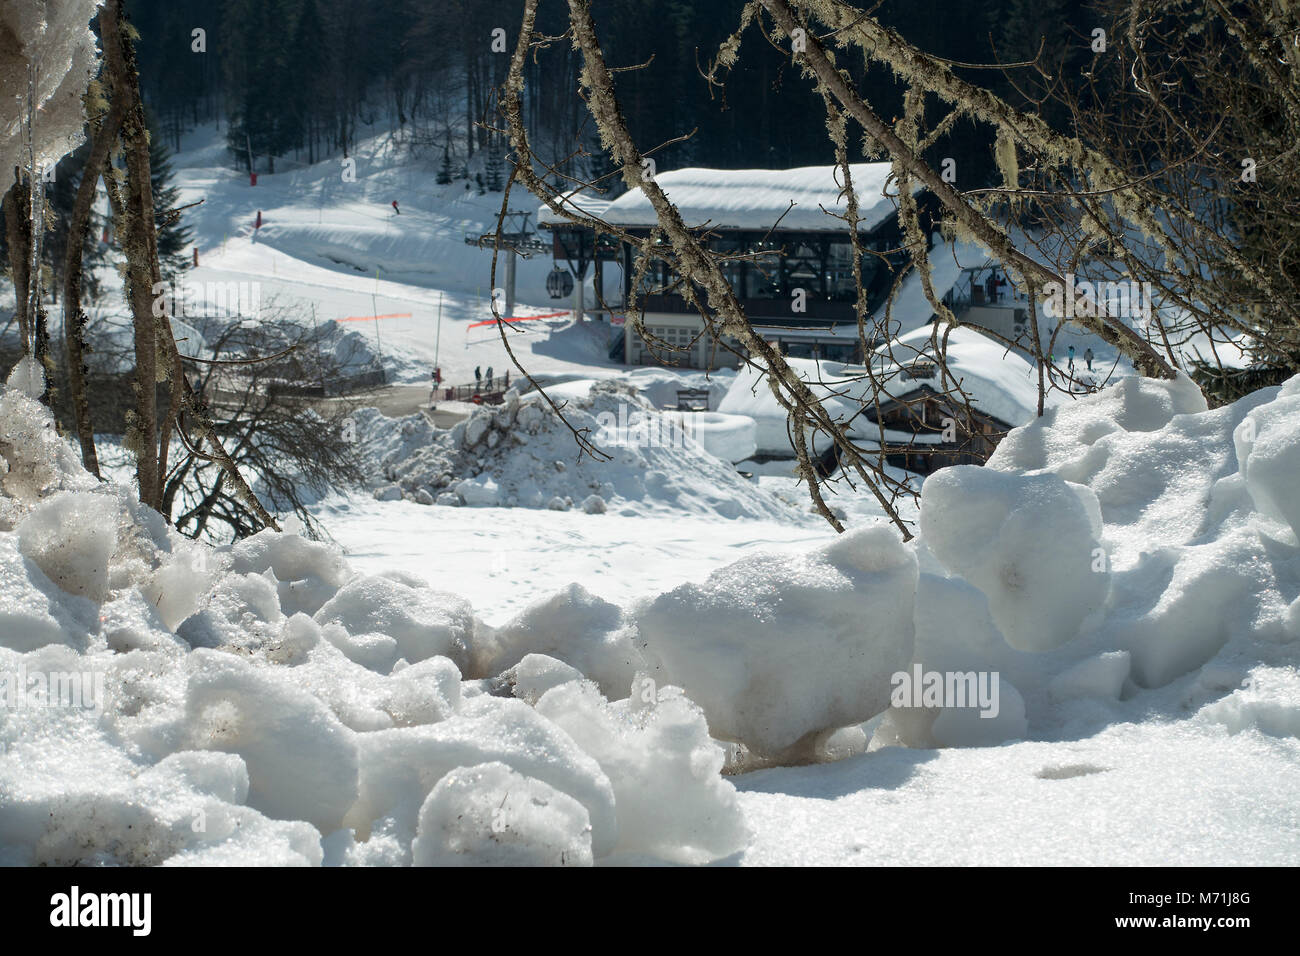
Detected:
left=391, top=200, right=401, bottom=215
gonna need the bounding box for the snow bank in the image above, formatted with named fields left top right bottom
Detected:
left=636, top=525, right=918, bottom=758
left=0, top=365, right=743, bottom=866
left=356, top=380, right=801, bottom=521
left=869, top=369, right=1300, bottom=749
left=5, top=346, right=1300, bottom=864
left=641, top=368, right=1300, bottom=763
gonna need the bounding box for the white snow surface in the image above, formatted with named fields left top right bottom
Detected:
left=4, top=329, right=1300, bottom=866
left=571, top=163, right=906, bottom=233
left=354, top=380, right=798, bottom=521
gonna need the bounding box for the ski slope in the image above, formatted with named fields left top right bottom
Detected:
left=166, top=125, right=622, bottom=387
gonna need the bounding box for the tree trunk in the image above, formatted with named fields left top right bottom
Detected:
left=101, top=0, right=163, bottom=507
left=2, top=179, right=31, bottom=354
left=62, top=93, right=126, bottom=480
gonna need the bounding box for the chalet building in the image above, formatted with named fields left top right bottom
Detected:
left=940, top=264, right=1032, bottom=344
left=854, top=323, right=1035, bottom=474
left=717, top=322, right=1038, bottom=474
left=539, top=163, right=940, bottom=370
left=859, top=375, right=1014, bottom=475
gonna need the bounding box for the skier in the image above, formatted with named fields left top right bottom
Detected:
left=1084, top=347, right=1094, bottom=371
left=485, top=365, right=494, bottom=389
left=391, top=200, right=401, bottom=215
left=474, top=366, right=482, bottom=390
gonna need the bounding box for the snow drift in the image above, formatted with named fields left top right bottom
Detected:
left=0, top=363, right=747, bottom=866
left=357, top=380, right=794, bottom=521
left=3, top=350, right=1300, bottom=863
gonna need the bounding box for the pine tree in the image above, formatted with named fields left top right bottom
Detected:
left=484, top=147, right=504, bottom=192
left=149, top=129, right=193, bottom=281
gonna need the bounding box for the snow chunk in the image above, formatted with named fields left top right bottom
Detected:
left=0, top=532, right=87, bottom=651
left=5, top=357, right=44, bottom=400
left=178, top=571, right=284, bottom=651
left=920, top=467, right=1108, bottom=652
left=184, top=650, right=360, bottom=834
left=1049, top=651, right=1131, bottom=702
left=471, top=583, right=640, bottom=696
left=0, top=373, right=90, bottom=501
left=412, top=762, right=593, bottom=866
left=536, top=679, right=749, bottom=863
left=502, top=654, right=585, bottom=705
left=16, top=492, right=117, bottom=602
left=230, top=530, right=351, bottom=590
left=1235, top=390, right=1300, bottom=539
left=637, top=525, right=917, bottom=757
left=931, top=679, right=1028, bottom=748
left=344, top=698, right=617, bottom=859
left=314, top=573, right=473, bottom=672
left=1198, top=668, right=1300, bottom=739
left=456, top=476, right=500, bottom=507
left=372, top=484, right=403, bottom=502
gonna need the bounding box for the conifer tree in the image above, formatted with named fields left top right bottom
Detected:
left=149, top=128, right=192, bottom=281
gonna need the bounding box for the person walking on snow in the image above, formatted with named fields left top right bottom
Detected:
left=391, top=200, right=401, bottom=215
left=1084, top=347, right=1094, bottom=371
left=474, top=366, right=482, bottom=389
left=485, top=366, right=494, bottom=389
left=1068, top=345, right=1076, bottom=372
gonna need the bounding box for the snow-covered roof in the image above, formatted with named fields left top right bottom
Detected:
left=871, top=324, right=1041, bottom=428
left=540, top=163, right=904, bottom=233
left=718, top=325, right=1042, bottom=457
left=536, top=189, right=615, bottom=227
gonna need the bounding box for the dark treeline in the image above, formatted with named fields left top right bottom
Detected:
left=128, top=0, right=1095, bottom=183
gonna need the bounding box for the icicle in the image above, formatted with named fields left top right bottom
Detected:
left=25, top=62, right=45, bottom=356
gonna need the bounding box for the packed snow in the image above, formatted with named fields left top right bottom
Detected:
left=4, top=54, right=1297, bottom=868
left=4, top=349, right=1300, bottom=864
left=354, top=380, right=794, bottom=520
left=552, top=162, right=909, bottom=233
